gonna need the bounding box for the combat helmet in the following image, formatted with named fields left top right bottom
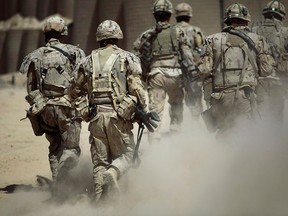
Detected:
left=262, top=1, right=286, bottom=19
left=42, top=16, right=68, bottom=36
left=96, top=20, right=123, bottom=41
left=175, top=3, right=193, bottom=17
left=224, top=3, right=251, bottom=24
left=152, top=0, right=173, bottom=14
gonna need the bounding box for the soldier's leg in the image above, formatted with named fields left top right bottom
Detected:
left=147, top=74, right=166, bottom=143
left=166, top=76, right=184, bottom=132
left=89, top=115, right=110, bottom=202
left=40, top=106, right=61, bottom=181
left=103, top=114, right=134, bottom=199
left=57, top=107, right=82, bottom=183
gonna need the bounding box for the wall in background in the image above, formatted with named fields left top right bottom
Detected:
left=0, top=0, right=287, bottom=74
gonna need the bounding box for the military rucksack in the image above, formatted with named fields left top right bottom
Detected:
left=40, top=45, right=75, bottom=97
left=213, top=33, right=257, bottom=88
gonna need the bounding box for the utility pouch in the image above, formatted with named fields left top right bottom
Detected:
left=74, top=96, right=90, bottom=122
left=201, top=108, right=217, bottom=133
left=26, top=110, right=44, bottom=136
left=25, top=90, right=46, bottom=115
left=116, top=95, right=137, bottom=120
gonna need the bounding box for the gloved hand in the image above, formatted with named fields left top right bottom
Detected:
left=135, top=106, right=160, bottom=132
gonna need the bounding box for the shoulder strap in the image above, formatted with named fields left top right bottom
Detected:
left=49, top=45, right=75, bottom=65
left=222, top=28, right=259, bottom=74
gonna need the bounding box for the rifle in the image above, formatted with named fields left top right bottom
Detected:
left=132, top=106, right=160, bottom=167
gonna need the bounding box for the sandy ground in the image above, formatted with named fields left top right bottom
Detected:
left=1, top=73, right=288, bottom=216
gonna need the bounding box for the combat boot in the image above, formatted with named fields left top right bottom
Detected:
left=102, top=167, right=120, bottom=193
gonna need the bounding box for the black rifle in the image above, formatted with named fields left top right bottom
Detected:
left=132, top=106, right=160, bottom=167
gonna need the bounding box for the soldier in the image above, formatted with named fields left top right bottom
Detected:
left=69, top=20, right=149, bottom=202
left=252, top=1, right=288, bottom=123
left=175, top=2, right=206, bottom=119
left=133, top=0, right=196, bottom=143
left=19, top=16, right=85, bottom=200
left=198, top=3, right=275, bottom=136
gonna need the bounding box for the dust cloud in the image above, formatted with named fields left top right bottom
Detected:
left=1, top=107, right=288, bottom=216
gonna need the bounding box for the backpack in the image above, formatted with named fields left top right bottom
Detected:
left=40, top=46, right=74, bottom=97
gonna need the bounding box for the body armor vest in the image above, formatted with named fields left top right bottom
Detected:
left=213, top=33, right=258, bottom=89
left=253, top=21, right=285, bottom=62
left=151, top=25, right=178, bottom=60
left=90, top=47, right=127, bottom=106
left=40, top=46, right=73, bottom=97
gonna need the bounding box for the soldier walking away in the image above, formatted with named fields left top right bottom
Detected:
left=175, top=2, right=206, bottom=119
left=133, top=0, right=196, bottom=143
left=69, top=20, right=154, bottom=203
left=198, top=3, right=275, bottom=137
left=19, top=16, right=85, bottom=201
left=252, top=1, right=288, bottom=124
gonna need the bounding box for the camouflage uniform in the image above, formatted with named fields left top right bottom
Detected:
left=175, top=2, right=206, bottom=118
left=198, top=3, right=275, bottom=135
left=133, top=0, right=195, bottom=142
left=19, top=16, right=85, bottom=186
left=69, top=20, right=147, bottom=202
left=252, top=1, right=288, bottom=122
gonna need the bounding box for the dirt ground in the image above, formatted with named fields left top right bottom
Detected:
left=1, top=72, right=288, bottom=216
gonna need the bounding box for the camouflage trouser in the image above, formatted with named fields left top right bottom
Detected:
left=147, top=73, right=184, bottom=142
left=210, top=88, right=254, bottom=136
left=88, top=108, right=134, bottom=200
left=256, top=78, right=285, bottom=123
left=40, top=105, right=81, bottom=181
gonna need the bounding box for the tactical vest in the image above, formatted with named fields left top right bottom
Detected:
left=151, top=25, right=178, bottom=60
left=254, top=23, right=283, bottom=61
left=40, top=46, right=74, bottom=97
left=213, top=33, right=258, bottom=89
left=89, top=47, right=127, bottom=107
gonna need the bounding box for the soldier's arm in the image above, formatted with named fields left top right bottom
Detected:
left=179, top=29, right=197, bottom=71
left=198, top=38, right=214, bottom=80
left=126, top=55, right=147, bottom=110
left=256, top=37, right=276, bottom=77
left=69, top=68, right=88, bottom=99
left=26, top=63, right=38, bottom=94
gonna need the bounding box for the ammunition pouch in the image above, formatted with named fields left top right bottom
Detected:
left=116, top=95, right=137, bottom=121
left=25, top=90, right=46, bottom=115
left=74, top=96, right=90, bottom=122
left=201, top=108, right=217, bottom=133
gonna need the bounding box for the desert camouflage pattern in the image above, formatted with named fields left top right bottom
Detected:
left=133, top=21, right=195, bottom=142
left=69, top=44, right=147, bottom=201
left=133, top=23, right=195, bottom=77
left=252, top=13, right=288, bottom=122
left=198, top=25, right=275, bottom=135
left=19, top=38, right=85, bottom=184
left=96, top=20, right=123, bottom=41
left=175, top=2, right=193, bottom=17
left=224, top=3, right=251, bottom=23
left=42, top=15, right=68, bottom=35
left=262, top=0, right=286, bottom=18
left=152, top=0, right=173, bottom=14
left=175, top=20, right=206, bottom=117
